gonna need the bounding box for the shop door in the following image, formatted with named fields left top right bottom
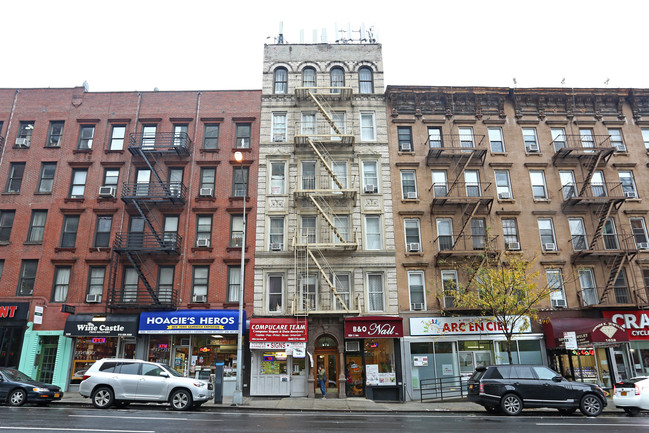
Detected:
left=459, top=351, right=491, bottom=379
left=345, top=355, right=364, bottom=397
left=36, top=338, right=58, bottom=384
left=119, top=338, right=136, bottom=359
left=173, top=343, right=190, bottom=376
left=613, top=345, right=631, bottom=382
left=316, top=352, right=338, bottom=396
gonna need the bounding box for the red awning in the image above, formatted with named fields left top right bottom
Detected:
left=543, top=317, right=628, bottom=349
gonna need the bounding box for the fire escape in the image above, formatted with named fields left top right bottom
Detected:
left=427, top=133, right=495, bottom=266
left=107, top=132, right=191, bottom=310
left=291, top=86, right=359, bottom=315
left=553, top=134, right=637, bottom=306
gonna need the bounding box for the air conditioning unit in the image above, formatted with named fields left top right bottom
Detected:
left=498, top=192, right=511, bottom=200
left=411, top=302, right=424, bottom=311
left=400, top=143, right=412, bottom=152
left=196, top=238, right=210, bottom=247
left=507, top=242, right=521, bottom=251
left=273, top=135, right=285, bottom=142
left=14, top=138, right=30, bottom=147
left=613, top=144, right=626, bottom=152
left=406, top=191, right=418, bottom=199
left=364, top=184, right=376, bottom=194
left=544, top=243, right=557, bottom=251
left=552, top=299, right=567, bottom=308
left=86, top=293, right=102, bottom=303
left=199, top=187, right=214, bottom=197
left=192, top=294, right=207, bottom=303
left=526, top=143, right=540, bottom=152
left=408, top=242, right=421, bottom=252
left=625, top=191, right=637, bottom=199
left=345, top=341, right=360, bottom=352
left=98, top=186, right=116, bottom=198
left=638, top=242, right=649, bottom=250
left=270, top=242, right=282, bottom=251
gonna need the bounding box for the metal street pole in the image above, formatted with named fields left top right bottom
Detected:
left=232, top=150, right=246, bottom=406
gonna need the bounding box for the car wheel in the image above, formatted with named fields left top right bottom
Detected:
left=8, top=389, right=27, bottom=406
left=500, top=393, right=523, bottom=416
left=623, top=407, right=641, bottom=416
left=170, top=389, right=193, bottom=411
left=558, top=408, right=577, bottom=415
left=579, top=394, right=603, bottom=417
left=91, top=387, right=115, bottom=409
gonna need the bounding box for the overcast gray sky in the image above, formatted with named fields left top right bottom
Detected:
left=5, top=0, right=647, bottom=92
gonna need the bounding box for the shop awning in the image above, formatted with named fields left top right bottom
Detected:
left=543, top=317, right=628, bottom=349
left=64, top=314, right=139, bottom=337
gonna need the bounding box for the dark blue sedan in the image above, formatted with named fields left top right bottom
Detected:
left=0, top=367, right=63, bottom=406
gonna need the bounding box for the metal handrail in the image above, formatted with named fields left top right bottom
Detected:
left=420, top=376, right=466, bottom=402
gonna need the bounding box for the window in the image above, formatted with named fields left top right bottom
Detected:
left=301, top=113, right=316, bottom=135
left=173, top=124, right=188, bottom=146
left=442, top=270, right=458, bottom=308
left=235, top=123, right=251, bottom=148
left=94, top=216, right=113, bottom=247
left=269, top=217, right=284, bottom=250
left=52, top=266, right=71, bottom=302
left=332, top=161, right=348, bottom=190
left=401, top=170, right=417, bottom=199
left=397, top=126, right=413, bottom=152
left=613, top=269, right=631, bottom=304
left=333, top=273, right=351, bottom=310
left=522, top=128, right=539, bottom=152
left=271, top=113, right=287, bottom=142
left=232, top=167, right=249, bottom=197
left=168, top=168, right=184, bottom=198
left=579, top=268, right=597, bottom=306
left=122, top=268, right=139, bottom=302
left=269, top=161, right=286, bottom=194
left=437, top=218, right=453, bottom=250
left=101, top=169, right=119, bottom=191
left=609, top=128, right=625, bottom=152
left=330, top=111, right=346, bottom=138
left=619, top=170, right=637, bottom=198
left=109, top=125, right=126, bottom=150
left=300, top=215, right=316, bottom=243
left=0, top=210, right=15, bottom=242
left=230, top=215, right=243, bottom=247
left=642, top=129, right=649, bottom=150
left=77, top=125, right=95, bottom=149
left=330, top=67, right=345, bottom=91
left=408, top=271, right=425, bottom=311
left=603, top=218, right=620, bottom=250
left=551, top=127, right=566, bottom=151
left=578, top=128, right=594, bottom=150
left=529, top=170, right=548, bottom=199
left=494, top=170, right=512, bottom=199
left=333, top=215, right=349, bottom=243
left=432, top=170, right=448, bottom=197
left=537, top=218, right=556, bottom=251
left=69, top=169, right=88, bottom=198
left=141, top=125, right=157, bottom=148
left=192, top=266, right=209, bottom=300
left=135, top=169, right=151, bottom=196
left=267, top=274, right=283, bottom=313
left=362, top=160, right=378, bottom=193
left=367, top=273, right=384, bottom=312
left=196, top=215, right=212, bottom=247
left=365, top=215, right=382, bottom=250
left=227, top=266, right=241, bottom=303
left=302, top=67, right=316, bottom=88
left=202, top=123, right=219, bottom=149
left=404, top=219, right=421, bottom=252
left=274, top=67, right=288, bottom=94
left=569, top=218, right=587, bottom=251
left=60, top=215, right=80, bottom=248
left=559, top=171, right=577, bottom=199
left=17, top=260, right=38, bottom=296
left=6, top=162, right=25, bottom=193
left=163, top=215, right=179, bottom=247
left=591, top=170, right=607, bottom=197
left=471, top=219, right=486, bottom=249
left=488, top=127, right=504, bottom=152
left=86, top=266, right=106, bottom=298
left=299, top=274, right=317, bottom=311
left=502, top=218, right=519, bottom=248
left=458, top=127, right=474, bottom=148
left=428, top=127, right=443, bottom=148
left=630, top=217, right=649, bottom=248
left=358, top=67, right=373, bottom=94
left=360, top=112, right=376, bottom=141
left=301, top=161, right=316, bottom=190
left=27, top=210, right=47, bottom=243
left=464, top=170, right=480, bottom=197
left=200, top=167, right=216, bottom=192
left=546, top=269, right=566, bottom=308
left=47, top=121, right=64, bottom=147
left=37, top=162, right=56, bottom=194
left=16, top=121, right=34, bottom=147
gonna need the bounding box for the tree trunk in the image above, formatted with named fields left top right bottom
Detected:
left=507, top=338, right=513, bottom=364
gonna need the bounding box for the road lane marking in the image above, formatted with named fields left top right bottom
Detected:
left=70, top=415, right=188, bottom=421
left=538, top=423, right=649, bottom=427
left=0, top=428, right=153, bottom=433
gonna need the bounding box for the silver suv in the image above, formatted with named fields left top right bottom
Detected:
left=79, top=358, right=213, bottom=411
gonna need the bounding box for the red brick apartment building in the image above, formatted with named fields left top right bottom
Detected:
left=0, top=87, right=260, bottom=394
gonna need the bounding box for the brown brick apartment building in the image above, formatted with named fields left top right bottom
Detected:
left=386, top=86, right=649, bottom=398
left=0, top=87, right=260, bottom=394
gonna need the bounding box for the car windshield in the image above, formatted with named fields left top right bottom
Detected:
left=1, top=368, right=33, bottom=382
left=160, top=364, right=183, bottom=377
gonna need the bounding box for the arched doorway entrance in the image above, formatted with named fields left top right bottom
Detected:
left=314, top=335, right=338, bottom=397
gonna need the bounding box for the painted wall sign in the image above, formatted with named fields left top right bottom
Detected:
left=409, top=316, right=532, bottom=336
left=139, top=310, right=244, bottom=334
left=344, top=316, right=403, bottom=338
left=249, top=318, right=308, bottom=342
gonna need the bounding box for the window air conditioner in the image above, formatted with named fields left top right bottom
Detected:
left=273, top=135, right=286, bottom=142
left=411, top=302, right=424, bottom=311
left=14, top=138, right=30, bottom=147
left=552, top=299, right=567, bottom=308
left=345, top=341, right=360, bottom=352
left=406, top=191, right=418, bottom=199
left=196, top=238, right=210, bottom=247
left=400, top=143, right=412, bottom=152
left=498, top=192, right=511, bottom=200
left=507, top=242, right=521, bottom=251
left=613, top=144, right=626, bottom=152
left=364, top=184, right=376, bottom=194
left=86, top=293, right=102, bottom=303
left=526, top=143, right=540, bottom=152
left=408, top=242, right=421, bottom=252
left=98, top=186, right=116, bottom=198
left=199, top=187, right=214, bottom=197
left=270, top=242, right=282, bottom=251
left=544, top=243, right=557, bottom=251
left=192, top=294, right=207, bottom=303
left=625, top=191, right=637, bottom=199
left=638, top=242, right=649, bottom=250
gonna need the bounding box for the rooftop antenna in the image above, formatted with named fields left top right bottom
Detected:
left=604, top=78, right=610, bottom=87
left=337, top=28, right=347, bottom=43
left=367, top=26, right=375, bottom=43
left=360, top=23, right=367, bottom=43
left=561, top=77, right=565, bottom=87
left=321, top=28, right=327, bottom=43
left=512, top=78, right=517, bottom=88
left=277, top=22, right=284, bottom=44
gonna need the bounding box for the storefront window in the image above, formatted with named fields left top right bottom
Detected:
left=70, top=337, right=118, bottom=383
left=147, top=335, right=171, bottom=364
left=364, top=339, right=396, bottom=385
left=190, top=335, right=238, bottom=379
left=260, top=351, right=288, bottom=375
left=292, top=357, right=306, bottom=375
left=631, top=342, right=649, bottom=375
left=517, top=340, right=543, bottom=364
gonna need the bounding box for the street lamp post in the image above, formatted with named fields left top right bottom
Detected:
left=232, top=150, right=246, bottom=406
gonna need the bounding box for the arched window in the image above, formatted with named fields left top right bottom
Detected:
left=274, top=67, right=288, bottom=94
left=359, top=67, right=373, bottom=94
left=302, top=67, right=316, bottom=88
left=330, top=67, right=344, bottom=93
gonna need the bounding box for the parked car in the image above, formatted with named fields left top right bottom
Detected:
left=613, top=376, right=649, bottom=416
left=0, top=367, right=63, bottom=406
left=79, top=358, right=213, bottom=411
left=467, top=365, right=606, bottom=416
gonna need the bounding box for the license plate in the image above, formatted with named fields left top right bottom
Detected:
left=621, top=391, right=627, bottom=396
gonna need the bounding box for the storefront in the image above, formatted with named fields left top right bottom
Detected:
left=249, top=318, right=308, bottom=397
left=603, top=311, right=649, bottom=376
left=344, top=316, right=403, bottom=401
left=139, top=310, right=244, bottom=397
left=63, top=314, right=140, bottom=386
left=405, top=315, right=544, bottom=401
left=0, top=302, right=29, bottom=368
left=543, top=317, right=630, bottom=390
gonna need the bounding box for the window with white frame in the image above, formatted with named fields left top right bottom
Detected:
left=529, top=170, right=548, bottom=199
left=568, top=218, right=587, bottom=251
left=301, top=161, right=316, bottom=190
left=358, top=67, right=373, bottom=94
left=77, top=125, right=95, bottom=149
left=272, top=113, right=287, bottom=142
left=551, top=127, right=566, bottom=151
left=367, top=273, right=384, bottom=312
left=332, top=161, right=348, bottom=190
left=432, top=170, right=448, bottom=197
left=436, top=218, right=453, bottom=250
left=333, top=273, right=351, bottom=310
left=609, top=128, right=625, bottom=152
left=269, top=161, right=286, bottom=195
left=642, top=129, right=649, bottom=150
left=401, top=170, right=417, bottom=199
left=404, top=219, right=421, bottom=252
left=428, top=127, right=442, bottom=148
left=302, top=67, right=316, bottom=88
left=603, top=218, right=620, bottom=250
left=330, top=67, right=345, bottom=91
left=630, top=217, right=649, bottom=248
left=267, top=274, right=283, bottom=313
left=502, top=218, right=519, bottom=249
left=192, top=266, right=209, bottom=299
left=301, top=215, right=316, bottom=244
left=227, top=266, right=241, bottom=303
left=331, top=111, right=346, bottom=139
left=559, top=171, right=577, bottom=199
left=458, top=127, right=474, bottom=148
left=333, top=215, right=349, bottom=243
left=488, top=127, right=504, bottom=152
left=362, top=160, right=378, bottom=193
left=591, top=170, right=607, bottom=197
left=619, top=170, right=638, bottom=198
left=269, top=217, right=285, bottom=250
left=69, top=169, right=88, bottom=198
left=274, top=67, right=288, bottom=94
left=579, top=128, right=594, bottom=149
left=464, top=170, right=480, bottom=197
left=579, top=268, right=597, bottom=306
left=494, top=170, right=512, bottom=199
left=197, top=215, right=212, bottom=247
left=546, top=269, right=567, bottom=308
left=300, top=274, right=317, bottom=310
left=441, top=270, right=458, bottom=308
left=522, top=128, right=539, bottom=152
left=537, top=218, right=557, bottom=251
left=408, top=271, right=425, bottom=311
left=364, top=215, right=382, bottom=250
left=360, top=112, right=376, bottom=141
left=52, top=266, right=71, bottom=302
left=301, top=113, right=316, bottom=135
left=86, top=266, right=105, bottom=299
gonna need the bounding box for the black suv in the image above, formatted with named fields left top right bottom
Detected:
left=467, top=365, right=606, bottom=416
